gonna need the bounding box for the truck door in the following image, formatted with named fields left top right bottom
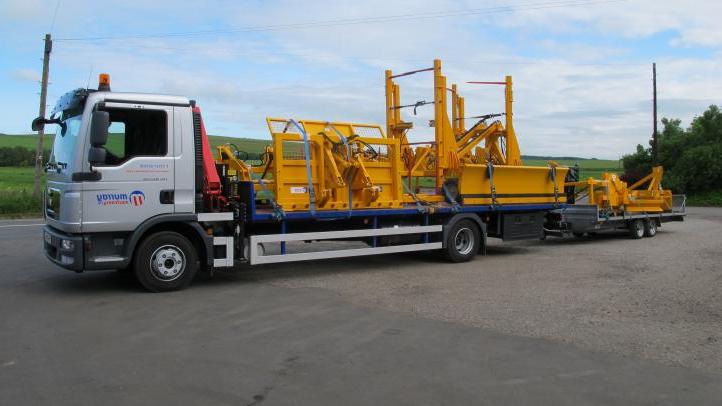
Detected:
left=81, top=102, right=175, bottom=232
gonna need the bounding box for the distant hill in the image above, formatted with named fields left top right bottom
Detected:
left=0, top=133, right=269, bottom=153
left=521, top=155, right=600, bottom=161
left=0, top=134, right=48, bottom=150
left=1, top=134, right=619, bottom=170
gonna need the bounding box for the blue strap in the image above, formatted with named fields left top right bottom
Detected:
left=401, top=179, right=427, bottom=213
left=441, top=182, right=461, bottom=213
left=244, top=159, right=285, bottom=220
left=328, top=124, right=351, bottom=160
left=328, top=124, right=353, bottom=216
left=486, top=162, right=497, bottom=207
left=257, top=178, right=285, bottom=220
left=288, top=119, right=316, bottom=216
left=549, top=165, right=559, bottom=206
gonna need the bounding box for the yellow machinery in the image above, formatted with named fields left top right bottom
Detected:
left=565, top=166, right=673, bottom=214
left=217, top=119, right=403, bottom=211
left=217, top=59, right=568, bottom=212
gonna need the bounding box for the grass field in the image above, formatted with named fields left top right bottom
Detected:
left=1, top=133, right=270, bottom=154
left=0, top=167, right=43, bottom=217
left=0, top=133, right=269, bottom=218
left=0, top=134, right=55, bottom=149
left=2, top=133, right=615, bottom=166
left=523, top=158, right=620, bottom=180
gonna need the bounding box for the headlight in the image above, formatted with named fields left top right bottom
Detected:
left=61, top=239, right=75, bottom=250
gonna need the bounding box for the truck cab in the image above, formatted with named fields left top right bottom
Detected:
left=41, top=79, right=210, bottom=288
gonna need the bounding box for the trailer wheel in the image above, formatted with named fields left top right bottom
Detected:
left=443, top=219, right=480, bottom=263
left=628, top=219, right=645, bottom=239
left=133, top=231, right=198, bottom=292
left=643, top=219, right=657, bottom=237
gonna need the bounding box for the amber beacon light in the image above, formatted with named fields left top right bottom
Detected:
left=98, top=73, right=111, bottom=91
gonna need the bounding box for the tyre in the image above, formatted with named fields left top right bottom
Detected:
left=572, top=232, right=585, bottom=238
left=643, top=219, right=657, bottom=237
left=133, top=231, right=199, bottom=292
left=628, top=219, right=644, bottom=239
left=443, top=219, right=480, bottom=263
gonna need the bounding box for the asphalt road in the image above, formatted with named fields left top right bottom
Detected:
left=0, top=211, right=721, bottom=405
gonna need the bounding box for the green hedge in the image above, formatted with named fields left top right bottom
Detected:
left=0, top=147, right=50, bottom=167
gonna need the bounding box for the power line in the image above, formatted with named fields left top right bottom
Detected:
left=56, top=41, right=649, bottom=68
left=49, top=0, right=61, bottom=33
left=55, top=0, right=624, bottom=41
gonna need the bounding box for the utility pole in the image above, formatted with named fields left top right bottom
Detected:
left=33, top=33, right=52, bottom=198
left=652, top=62, right=658, bottom=163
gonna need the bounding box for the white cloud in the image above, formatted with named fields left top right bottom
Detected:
left=9, top=68, right=40, bottom=82
left=1, top=0, right=721, bottom=158
left=496, top=0, right=722, bottom=48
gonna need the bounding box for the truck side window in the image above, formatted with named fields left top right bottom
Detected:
left=102, top=108, right=168, bottom=166
left=105, top=122, right=126, bottom=159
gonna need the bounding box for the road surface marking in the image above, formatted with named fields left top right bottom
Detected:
left=0, top=223, right=45, bottom=229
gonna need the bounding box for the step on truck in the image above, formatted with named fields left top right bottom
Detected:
left=35, top=62, right=684, bottom=292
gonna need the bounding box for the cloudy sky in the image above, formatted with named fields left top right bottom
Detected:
left=1, top=0, right=721, bottom=158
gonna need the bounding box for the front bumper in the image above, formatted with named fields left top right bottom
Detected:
left=43, top=225, right=84, bottom=272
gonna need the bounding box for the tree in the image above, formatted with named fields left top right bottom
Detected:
left=622, top=105, right=722, bottom=195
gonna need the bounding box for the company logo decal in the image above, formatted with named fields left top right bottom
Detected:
left=96, top=190, right=146, bottom=206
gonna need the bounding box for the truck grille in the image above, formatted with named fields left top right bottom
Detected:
left=46, top=188, right=60, bottom=219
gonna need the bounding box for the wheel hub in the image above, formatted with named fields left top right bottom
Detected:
left=149, top=245, right=186, bottom=281
left=454, top=228, right=474, bottom=255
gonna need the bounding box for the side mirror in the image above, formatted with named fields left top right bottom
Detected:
left=90, top=111, right=109, bottom=146
left=88, top=111, right=109, bottom=165
left=31, top=117, right=45, bottom=132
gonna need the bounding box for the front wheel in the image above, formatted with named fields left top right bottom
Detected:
left=443, top=220, right=481, bottom=263
left=133, top=231, right=199, bottom=292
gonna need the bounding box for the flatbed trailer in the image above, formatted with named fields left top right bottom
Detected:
left=544, top=195, right=686, bottom=239
left=230, top=178, right=564, bottom=265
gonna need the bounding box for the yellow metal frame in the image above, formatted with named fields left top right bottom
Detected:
left=217, top=59, right=570, bottom=212
left=385, top=59, right=566, bottom=205
left=261, top=119, right=403, bottom=210
left=565, top=166, right=672, bottom=213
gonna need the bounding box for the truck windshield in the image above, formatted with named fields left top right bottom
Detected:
left=48, top=114, right=82, bottom=173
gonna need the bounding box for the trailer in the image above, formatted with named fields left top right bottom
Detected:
left=35, top=61, right=682, bottom=292
left=545, top=194, right=686, bottom=239
left=544, top=166, right=686, bottom=238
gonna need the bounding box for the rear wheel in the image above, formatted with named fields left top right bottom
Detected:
left=644, top=219, right=657, bottom=237
left=133, top=231, right=198, bottom=292
left=628, top=219, right=644, bottom=239
left=443, top=220, right=480, bottom=263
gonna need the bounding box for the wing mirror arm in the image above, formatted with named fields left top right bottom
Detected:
left=31, top=116, right=66, bottom=134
